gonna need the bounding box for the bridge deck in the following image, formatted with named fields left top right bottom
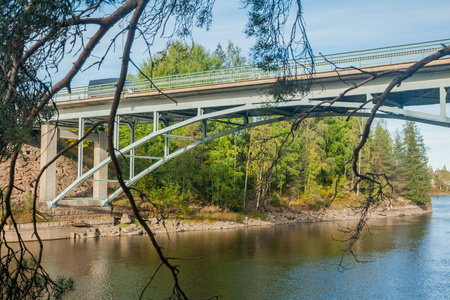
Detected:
left=53, top=56, right=450, bottom=129
left=53, top=38, right=450, bottom=103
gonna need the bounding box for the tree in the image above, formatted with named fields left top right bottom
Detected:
left=1, top=1, right=312, bottom=298
left=139, top=41, right=221, bottom=77
left=370, top=121, right=395, bottom=179
left=392, top=130, right=408, bottom=195
left=434, top=166, right=450, bottom=192
left=139, top=40, right=247, bottom=78
left=213, top=41, right=248, bottom=68
left=402, top=122, right=431, bottom=203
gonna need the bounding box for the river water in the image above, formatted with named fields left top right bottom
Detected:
left=35, top=196, right=450, bottom=299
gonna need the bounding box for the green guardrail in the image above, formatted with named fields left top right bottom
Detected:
left=53, top=39, right=450, bottom=102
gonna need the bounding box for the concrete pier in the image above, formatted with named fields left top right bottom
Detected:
left=39, top=124, right=57, bottom=203
left=93, top=130, right=108, bottom=199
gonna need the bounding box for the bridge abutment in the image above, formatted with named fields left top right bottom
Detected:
left=39, top=123, right=109, bottom=205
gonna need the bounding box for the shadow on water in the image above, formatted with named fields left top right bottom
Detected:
left=24, top=196, right=450, bottom=299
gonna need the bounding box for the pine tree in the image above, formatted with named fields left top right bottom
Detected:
left=370, top=121, right=395, bottom=179
left=402, top=122, right=431, bottom=203
left=392, top=131, right=406, bottom=195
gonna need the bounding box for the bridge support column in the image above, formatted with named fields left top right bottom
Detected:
left=129, top=123, right=135, bottom=179
left=198, top=108, right=207, bottom=139
left=113, top=115, right=121, bottom=150
left=164, top=135, right=169, bottom=157
left=153, top=111, right=159, bottom=132
left=93, top=130, right=108, bottom=199
left=39, top=124, right=57, bottom=203
left=77, top=118, right=84, bottom=177
left=440, top=87, right=447, bottom=118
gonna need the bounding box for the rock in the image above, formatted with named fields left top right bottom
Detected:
left=123, top=229, right=143, bottom=236
left=148, top=217, right=159, bottom=225
left=120, top=213, right=132, bottom=224
left=121, top=224, right=137, bottom=233
left=109, top=227, right=120, bottom=235
left=85, top=228, right=100, bottom=238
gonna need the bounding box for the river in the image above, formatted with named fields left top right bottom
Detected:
left=34, top=196, right=450, bottom=299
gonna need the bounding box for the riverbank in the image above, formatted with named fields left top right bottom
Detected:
left=4, top=198, right=432, bottom=242
left=431, top=191, right=450, bottom=196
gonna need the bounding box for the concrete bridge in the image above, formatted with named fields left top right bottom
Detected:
left=40, top=39, right=450, bottom=208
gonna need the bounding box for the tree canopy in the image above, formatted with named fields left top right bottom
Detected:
left=138, top=40, right=247, bottom=78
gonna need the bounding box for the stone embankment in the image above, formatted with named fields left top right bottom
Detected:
left=5, top=200, right=432, bottom=242
left=0, top=144, right=91, bottom=203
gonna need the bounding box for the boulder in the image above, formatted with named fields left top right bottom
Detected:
left=120, top=213, right=132, bottom=224
left=122, top=229, right=143, bottom=236
left=121, top=224, right=137, bottom=233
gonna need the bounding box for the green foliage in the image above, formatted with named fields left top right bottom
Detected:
left=251, top=211, right=268, bottom=220
left=270, top=193, right=281, bottom=206
left=388, top=122, right=431, bottom=203
left=145, top=181, right=191, bottom=216
left=1, top=257, right=74, bottom=299
left=434, top=166, right=450, bottom=192
left=402, top=122, right=431, bottom=203
left=370, top=121, right=395, bottom=179
left=213, top=42, right=248, bottom=68
left=127, top=116, right=431, bottom=214
left=53, top=277, right=76, bottom=300
left=138, top=40, right=247, bottom=79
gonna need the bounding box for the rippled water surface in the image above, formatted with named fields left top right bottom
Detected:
left=35, top=196, right=450, bottom=299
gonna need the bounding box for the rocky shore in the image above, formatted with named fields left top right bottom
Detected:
left=4, top=199, right=432, bottom=242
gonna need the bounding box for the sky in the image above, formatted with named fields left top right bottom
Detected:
left=53, top=0, right=450, bottom=169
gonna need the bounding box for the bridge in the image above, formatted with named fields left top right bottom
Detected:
left=40, top=39, right=450, bottom=208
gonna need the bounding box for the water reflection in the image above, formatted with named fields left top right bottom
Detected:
left=30, top=197, right=450, bottom=299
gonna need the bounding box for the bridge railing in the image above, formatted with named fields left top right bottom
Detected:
left=53, top=39, right=450, bottom=102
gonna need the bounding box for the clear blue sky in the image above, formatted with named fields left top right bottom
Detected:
left=57, top=0, right=450, bottom=169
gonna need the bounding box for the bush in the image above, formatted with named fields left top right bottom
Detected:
left=270, top=192, right=280, bottom=207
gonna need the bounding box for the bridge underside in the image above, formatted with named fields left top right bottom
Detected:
left=41, top=60, right=450, bottom=208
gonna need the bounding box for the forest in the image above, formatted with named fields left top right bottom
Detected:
left=113, top=41, right=444, bottom=214
left=118, top=115, right=435, bottom=212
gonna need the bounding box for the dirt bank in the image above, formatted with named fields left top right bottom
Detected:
left=5, top=199, right=432, bottom=242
